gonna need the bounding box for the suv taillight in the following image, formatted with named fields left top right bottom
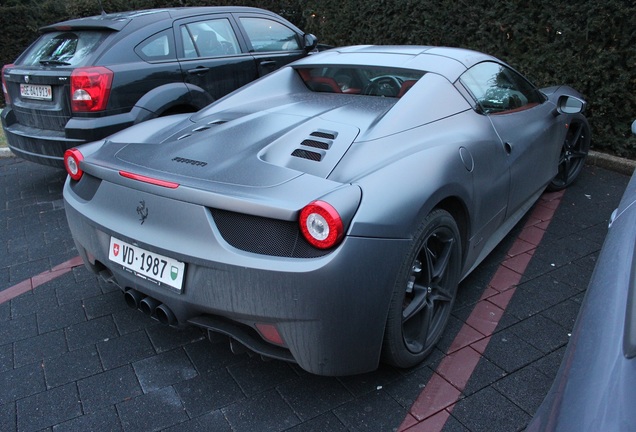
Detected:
left=70, top=66, right=113, bottom=113
left=2, top=64, right=13, bottom=105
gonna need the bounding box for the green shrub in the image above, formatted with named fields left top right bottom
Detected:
left=1, top=0, right=634, bottom=158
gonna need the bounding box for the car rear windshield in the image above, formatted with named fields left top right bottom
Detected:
left=19, top=31, right=108, bottom=66
left=297, top=66, right=424, bottom=98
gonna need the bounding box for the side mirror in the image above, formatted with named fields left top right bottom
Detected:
left=304, top=34, right=318, bottom=52
left=631, top=120, right=636, bottom=136
left=556, top=95, right=586, bottom=115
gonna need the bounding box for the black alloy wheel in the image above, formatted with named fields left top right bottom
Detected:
left=382, top=209, right=462, bottom=368
left=547, top=117, right=591, bottom=191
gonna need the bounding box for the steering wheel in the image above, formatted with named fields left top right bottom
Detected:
left=364, top=76, right=403, bottom=97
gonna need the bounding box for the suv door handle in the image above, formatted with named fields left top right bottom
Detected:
left=187, top=67, right=210, bottom=75
left=259, top=60, right=277, bottom=68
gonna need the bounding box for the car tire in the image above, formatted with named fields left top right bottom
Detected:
left=382, top=209, right=462, bottom=368
left=547, top=115, right=590, bottom=191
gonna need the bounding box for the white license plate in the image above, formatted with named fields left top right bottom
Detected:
left=108, top=237, right=185, bottom=291
left=20, top=83, right=52, bottom=101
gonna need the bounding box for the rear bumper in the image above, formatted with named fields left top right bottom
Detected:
left=1, top=107, right=137, bottom=167
left=63, top=178, right=410, bottom=376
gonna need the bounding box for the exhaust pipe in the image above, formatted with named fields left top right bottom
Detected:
left=156, top=304, right=177, bottom=326
left=139, top=296, right=161, bottom=317
left=124, top=289, right=144, bottom=309
left=124, top=290, right=176, bottom=326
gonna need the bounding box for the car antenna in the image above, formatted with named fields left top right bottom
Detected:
left=97, top=0, right=107, bottom=17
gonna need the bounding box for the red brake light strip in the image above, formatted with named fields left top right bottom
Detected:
left=119, top=171, right=180, bottom=189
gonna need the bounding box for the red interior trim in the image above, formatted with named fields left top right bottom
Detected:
left=490, top=102, right=540, bottom=115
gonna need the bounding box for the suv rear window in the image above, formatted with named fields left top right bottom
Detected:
left=19, top=31, right=108, bottom=66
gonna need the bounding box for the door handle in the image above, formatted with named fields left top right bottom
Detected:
left=187, top=67, right=210, bottom=75
left=259, top=60, right=277, bottom=68
left=504, top=142, right=512, bottom=154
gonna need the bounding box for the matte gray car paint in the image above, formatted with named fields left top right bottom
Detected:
left=64, top=46, right=587, bottom=375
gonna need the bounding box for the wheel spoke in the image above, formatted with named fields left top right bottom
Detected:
left=567, top=123, right=583, bottom=148
left=430, top=283, right=454, bottom=303
left=558, top=153, right=567, bottom=165
left=402, top=283, right=428, bottom=323
left=430, top=236, right=455, bottom=281
left=403, top=296, right=434, bottom=352
left=562, top=157, right=571, bottom=184
left=421, top=244, right=434, bottom=287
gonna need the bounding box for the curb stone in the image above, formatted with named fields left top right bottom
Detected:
left=587, top=150, right=636, bottom=176
left=0, top=147, right=13, bottom=158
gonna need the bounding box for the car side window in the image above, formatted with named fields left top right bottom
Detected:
left=135, top=30, right=175, bottom=62
left=239, top=17, right=300, bottom=52
left=460, top=62, right=544, bottom=114
left=180, top=18, right=240, bottom=58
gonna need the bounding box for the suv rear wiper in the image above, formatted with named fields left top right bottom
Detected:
left=39, top=60, right=71, bottom=66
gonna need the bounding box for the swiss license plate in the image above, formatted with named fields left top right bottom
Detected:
left=108, top=237, right=185, bottom=291
left=20, top=83, right=52, bottom=101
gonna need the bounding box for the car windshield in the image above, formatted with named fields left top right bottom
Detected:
left=297, top=66, right=424, bottom=98
left=20, top=31, right=108, bottom=66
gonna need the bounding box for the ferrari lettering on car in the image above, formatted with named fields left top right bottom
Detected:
left=63, top=45, right=590, bottom=376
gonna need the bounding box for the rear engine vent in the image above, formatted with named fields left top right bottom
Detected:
left=310, top=131, right=337, bottom=140
left=193, top=125, right=211, bottom=132
left=291, top=149, right=323, bottom=161
left=177, top=133, right=192, bottom=140
left=300, top=139, right=330, bottom=150
left=208, top=120, right=228, bottom=125
left=290, top=129, right=338, bottom=162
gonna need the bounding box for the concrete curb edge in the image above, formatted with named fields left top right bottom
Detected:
left=586, top=150, right=636, bottom=176
left=0, top=147, right=12, bottom=158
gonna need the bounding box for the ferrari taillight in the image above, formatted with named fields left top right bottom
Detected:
left=299, top=200, right=344, bottom=249
left=70, top=66, right=113, bottom=112
left=64, top=148, right=84, bottom=181
left=2, top=64, right=13, bottom=105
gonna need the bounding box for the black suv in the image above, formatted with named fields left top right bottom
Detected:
left=1, top=7, right=318, bottom=167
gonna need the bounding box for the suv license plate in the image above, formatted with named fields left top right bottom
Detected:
left=108, top=237, right=185, bottom=291
left=20, top=83, right=52, bottom=101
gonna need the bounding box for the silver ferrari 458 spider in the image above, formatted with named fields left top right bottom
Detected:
left=63, top=45, right=590, bottom=376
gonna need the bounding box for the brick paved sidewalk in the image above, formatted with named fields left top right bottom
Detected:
left=0, top=157, right=630, bottom=432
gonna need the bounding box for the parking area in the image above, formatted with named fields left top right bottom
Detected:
left=0, top=156, right=630, bottom=432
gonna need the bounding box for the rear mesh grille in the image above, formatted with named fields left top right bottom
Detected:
left=211, top=209, right=331, bottom=258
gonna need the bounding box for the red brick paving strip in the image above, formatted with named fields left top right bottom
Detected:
left=0, top=256, right=84, bottom=304
left=399, top=190, right=565, bottom=431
